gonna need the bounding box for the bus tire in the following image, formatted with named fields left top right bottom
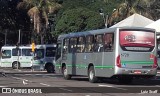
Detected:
left=12, top=62, right=20, bottom=69
left=46, top=64, right=55, bottom=73
left=88, top=66, right=98, bottom=83
left=62, top=66, right=71, bottom=80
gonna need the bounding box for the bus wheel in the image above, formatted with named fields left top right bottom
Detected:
left=62, top=66, right=71, bottom=80
left=46, top=64, right=55, bottom=73
left=12, top=62, right=20, bottom=69
left=88, top=66, right=98, bottom=83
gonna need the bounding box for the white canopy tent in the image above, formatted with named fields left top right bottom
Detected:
left=110, top=13, right=154, bottom=28
left=145, top=19, right=160, bottom=33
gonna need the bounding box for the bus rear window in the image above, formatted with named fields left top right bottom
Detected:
left=119, top=30, right=155, bottom=51
left=120, top=31, right=155, bottom=47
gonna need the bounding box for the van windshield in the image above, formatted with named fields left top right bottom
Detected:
left=1, top=50, right=11, bottom=59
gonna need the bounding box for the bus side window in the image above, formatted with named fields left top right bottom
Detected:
left=77, top=37, right=85, bottom=53
left=94, top=34, right=103, bottom=52
left=85, top=35, right=94, bottom=52
left=46, top=47, right=56, bottom=57
left=63, top=39, right=69, bottom=54
left=69, top=38, right=77, bottom=53
left=104, top=33, right=114, bottom=52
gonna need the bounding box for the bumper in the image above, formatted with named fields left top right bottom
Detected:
left=115, top=68, right=157, bottom=76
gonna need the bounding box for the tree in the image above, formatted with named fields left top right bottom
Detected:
left=54, top=7, right=104, bottom=36
left=149, top=0, right=160, bottom=20
left=17, top=0, right=62, bottom=44
left=108, top=0, right=154, bottom=26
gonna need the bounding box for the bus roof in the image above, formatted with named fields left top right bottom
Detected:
left=58, top=27, right=155, bottom=40
left=35, top=44, right=56, bottom=49
left=1, top=44, right=56, bottom=49
left=1, top=45, right=32, bottom=49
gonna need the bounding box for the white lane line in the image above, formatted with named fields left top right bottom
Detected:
left=11, top=76, right=29, bottom=82
left=98, top=84, right=113, bottom=87
left=13, top=69, right=22, bottom=72
left=157, top=72, right=160, bottom=74
left=59, top=88, right=73, bottom=92
left=0, top=86, right=8, bottom=87
left=98, top=84, right=127, bottom=90
left=40, top=83, right=51, bottom=87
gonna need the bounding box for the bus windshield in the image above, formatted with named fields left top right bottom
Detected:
left=120, top=30, right=155, bottom=51
left=34, top=49, right=44, bottom=59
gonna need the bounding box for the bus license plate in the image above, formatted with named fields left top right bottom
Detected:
left=134, top=70, right=141, bottom=74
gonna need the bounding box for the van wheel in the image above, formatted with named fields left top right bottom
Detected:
left=46, top=64, right=55, bottom=73
left=12, top=62, right=20, bottom=69
left=88, top=66, right=98, bottom=83
left=62, top=66, right=71, bottom=80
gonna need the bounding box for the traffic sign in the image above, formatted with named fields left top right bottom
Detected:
left=32, top=42, right=35, bottom=52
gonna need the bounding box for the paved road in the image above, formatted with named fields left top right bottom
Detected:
left=0, top=68, right=160, bottom=96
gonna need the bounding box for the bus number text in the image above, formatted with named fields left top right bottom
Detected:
left=121, top=53, right=129, bottom=57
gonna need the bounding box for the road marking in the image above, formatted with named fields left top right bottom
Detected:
left=98, top=84, right=113, bottom=87
left=0, top=86, right=8, bottom=87
left=98, top=84, right=127, bottom=90
left=157, top=72, right=160, bottom=74
left=11, top=76, right=29, bottom=81
left=59, top=88, right=73, bottom=92
left=40, top=83, right=51, bottom=86
left=14, top=69, right=22, bottom=72
left=23, top=80, right=28, bottom=85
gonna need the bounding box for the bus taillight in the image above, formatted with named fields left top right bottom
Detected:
left=152, top=55, right=158, bottom=68
left=116, top=55, right=121, bottom=68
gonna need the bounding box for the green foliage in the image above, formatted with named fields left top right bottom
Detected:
left=54, top=7, right=104, bottom=36
left=52, top=0, right=123, bottom=36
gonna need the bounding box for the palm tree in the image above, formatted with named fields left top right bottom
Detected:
left=108, top=0, right=154, bottom=26
left=17, top=0, right=62, bottom=44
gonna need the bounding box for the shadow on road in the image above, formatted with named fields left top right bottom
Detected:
left=69, top=76, right=160, bottom=86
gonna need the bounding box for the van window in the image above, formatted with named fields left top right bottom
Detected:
left=22, top=49, right=32, bottom=56
left=2, top=50, right=11, bottom=59
left=12, top=48, right=21, bottom=56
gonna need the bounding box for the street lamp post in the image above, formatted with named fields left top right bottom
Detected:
left=30, top=18, right=34, bottom=43
left=5, top=29, right=7, bottom=45
left=99, top=8, right=108, bottom=28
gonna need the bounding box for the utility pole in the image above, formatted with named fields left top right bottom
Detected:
left=5, top=29, right=7, bottom=45
left=17, top=29, right=21, bottom=69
